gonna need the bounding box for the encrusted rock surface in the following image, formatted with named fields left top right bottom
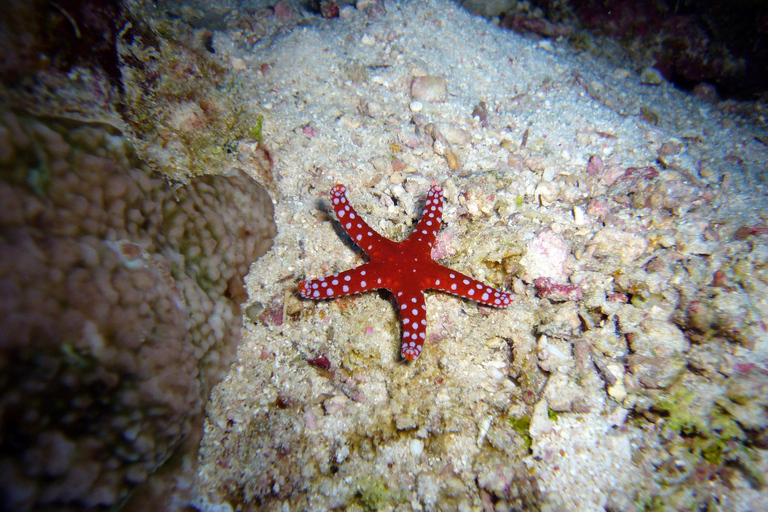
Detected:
left=0, top=111, right=276, bottom=511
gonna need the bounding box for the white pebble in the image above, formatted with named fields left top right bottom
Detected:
left=409, top=100, right=423, bottom=112
left=573, top=205, right=585, bottom=226
left=410, top=439, right=424, bottom=457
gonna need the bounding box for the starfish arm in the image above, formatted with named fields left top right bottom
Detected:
left=299, top=263, right=381, bottom=299
left=409, top=184, right=444, bottom=249
left=394, top=290, right=427, bottom=361
left=426, top=264, right=513, bottom=308
left=330, top=184, right=391, bottom=258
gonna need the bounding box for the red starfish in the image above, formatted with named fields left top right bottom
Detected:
left=299, top=184, right=513, bottom=361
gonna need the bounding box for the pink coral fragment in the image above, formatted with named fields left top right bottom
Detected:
left=534, top=277, right=584, bottom=302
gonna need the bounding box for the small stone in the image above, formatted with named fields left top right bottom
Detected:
left=640, top=67, right=664, bottom=85
left=534, top=181, right=559, bottom=206
left=573, top=205, right=585, bottom=226
left=229, top=57, right=247, bottom=71
left=537, top=40, right=554, bottom=52
left=410, top=439, right=424, bottom=457
left=339, top=114, right=361, bottom=130
left=606, top=406, right=630, bottom=428
left=361, top=33, right=375, bottom=46
left=433, top=138, right=447, bottom=157
left=544, top=373, right=582, bottom=412
left=606, top=364, right=627, bottom=402
left=445, top=148, right=460, bottom=171
left=590, top=228, right=647, bottom=264
left=628, top=355, right=682, bottom=389
left=436, top=124, right=470, bottom=145
left=658, top=140, right=683, bottom=157
left=698, top=164, right=719, bottom=183
left=409, top=100, right=423, bottom=112
left=692, top=82, right=718, bottom=102
left=410, top=75, right=448, bottom=102
left=365, top=101, right=383, bottom=118
left=520, top=231, right=569, bottom=282
left=246, top=302, right=266, bottom=323
left=391, top=158, right=405, bottom=173
left=586, top=154, right=604, bottom=175
left=339, top=5, right=356, bottom=19
left=534, top=277, right=584, bottom=302
left=370, top=156, right=389, bottom=174
left=529, top=399, right=552, bottom=438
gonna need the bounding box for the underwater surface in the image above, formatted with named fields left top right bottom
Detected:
left=1, top=1, right=768, bottom=510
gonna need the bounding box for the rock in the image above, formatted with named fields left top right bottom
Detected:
left=410, top=75, right=448, bottom=102
left=435, top=123, right=470, bottom=145
left=632, top=319, right=688, bottom=356
left=520, top=231, right=569, bottom=282
left=640, top=67, right=664, bottom=85
left=687, top=343, right=725, bottom=378
left=627, top=319, right=688, bottom=388
left=529, top=399, right=552, bottom=437
left=573, top=205, right=586, bottom=226
left=589, top=228, right=648, bottom=264
left=534, top=181, right=559, bottom=205
left=544, top=372, right=583, bottom=411
left=605, top=364, right=628, bottom=402
left=586, top=154, right=604, bottom=175
left=628, top=355, right=681, bottom=389
left=409, top=439, right=424, bottom=457
left=534, top=277, right=584, bottom=302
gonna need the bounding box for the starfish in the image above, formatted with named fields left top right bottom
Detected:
left=299, top=184, right=513, bottom=361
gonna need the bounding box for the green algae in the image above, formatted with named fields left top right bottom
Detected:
left=250, top=114, right=265, bottom=144
left=651, top=377, right=763, bottom=490
left=509, top=415, right=532, bottom=449
left=356, top=478, right=407, bottom=510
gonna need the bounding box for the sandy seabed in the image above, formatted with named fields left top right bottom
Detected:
left=191, top=1, right=768, bottom=510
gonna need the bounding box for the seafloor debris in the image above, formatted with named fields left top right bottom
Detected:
left=0, top=110, right=276, bottom=511
left=534, top=277, right=584, bottom=302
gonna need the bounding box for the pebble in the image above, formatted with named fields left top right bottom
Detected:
left=529, top=399, right=552, bottom=437
left=534, top=181, right=559, bottom=206
left=590, top=228, right=647, bottom=264
left=640, top=67, right=664, bottom=85
left=520, top=231, right=569, bottom=283
left=573, top=205, right=585, bottom=226
left=229, top=57, right=247, bottom=71
left=445, top=148, right=460, bottom=170
left=433, top=138, right=447, bottom=156
left=606, top=364, right=627, bottom=402
left=409, top=100, right=423, bottom=112
left=339, top=5, right=356, bottom=19
left=410, top=439, right=424, bottom=457
left=436, top=123, right=470, bottom=145
left=410, top=75, right=448, bottom=102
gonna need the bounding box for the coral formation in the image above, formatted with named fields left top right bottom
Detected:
left=0, top=110, right=276, bottom=511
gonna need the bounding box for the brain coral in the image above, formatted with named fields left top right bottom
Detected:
left=0, top=110, right=276, bottom=510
